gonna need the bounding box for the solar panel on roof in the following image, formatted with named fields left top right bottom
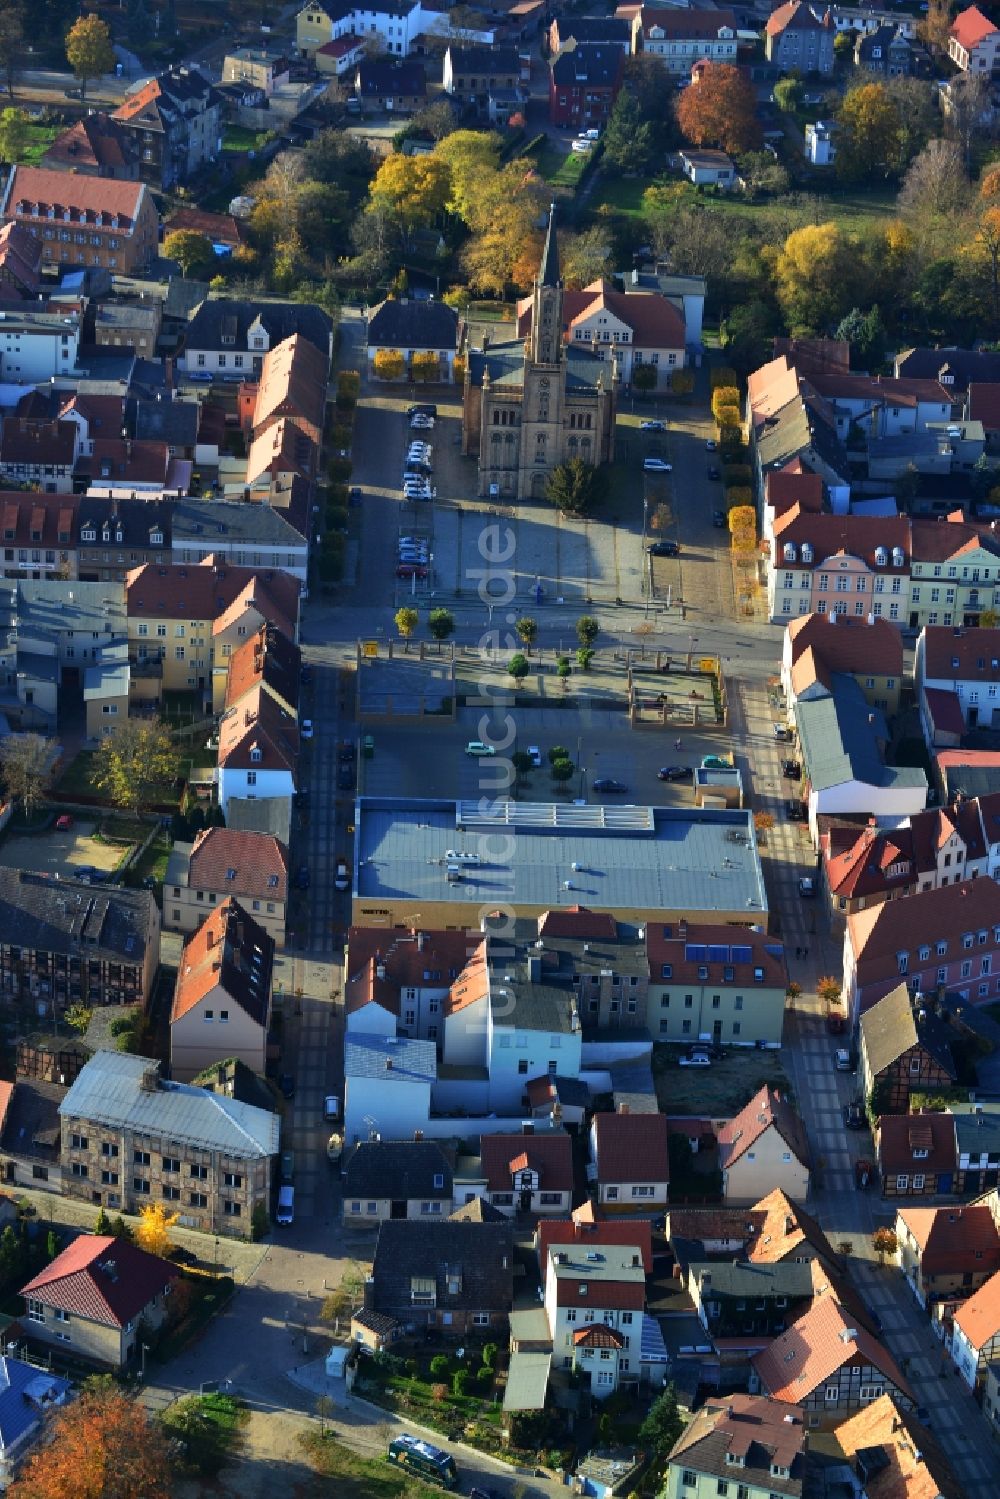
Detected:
left=731, top=944, right=752, bottom=963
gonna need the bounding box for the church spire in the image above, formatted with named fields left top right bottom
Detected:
left=539, top=202, right=560, bottom=288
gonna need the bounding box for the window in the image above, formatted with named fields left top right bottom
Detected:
left=223, top=1201, right=241, bottom=1217
left=223, top=1172, right=242, bottom=1189
left=132, top=1177, right=151, bottom=1195
left=896, top=1173, right=909, bottom=1190
left=163, top=1156, right=180, bottom=1173
left=26, top=1299, right=44, bottom=1324
left=912, top=1174, right=926, bottom=1190
left=101, top=1170, right=119, bottom=1186
left=71, top=1132, right=88, bottom=1150
left=189, top=1163, right=208, bottom=1180
left=101, top=1142, right=118, bottom=1158
left=134, top=1149, right=150, bottom=1166
left=189, top=1192, right=208, bottom=1209
left=682, top=1473, right=697, bottom=1489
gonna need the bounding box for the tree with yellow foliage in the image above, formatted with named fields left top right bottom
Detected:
left=773, top=222, right=855, bottom=335
left=835, top=83, right=903, bottom=183
left=370, top=154, right=450, bottom=239
left=373, top=349, right=405, bottom=381
left=135, top=1202, right=179, bottom=1259
left=433, top=129, right=502, bottom=222
left=711, top=387, right=740, bottom=423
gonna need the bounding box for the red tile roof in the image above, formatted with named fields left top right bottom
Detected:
left=967, top=382, right=1000, bottom=430
left=481, top=1131, right=574, bottom=1193
left=345, top=927, right=483, bottom=1018
left=834, top=1394, right=964, bottom=1499
left=223, top=623, right=300, bottom=715
left=217, top=684, right=298, bottom=773
left=537, top=1215, right=653, bottom=1272
left=921, top=624, right=1000, bottom=683
left=954, top=1265, right=1000, bottom=1348
left=536, top=906, right=618, bottom=940
left=767, top=2, right=829, bottom=37
left=21, top=1234, right=177, bottom=1329
left=572, top=1323, right=624, bottom=1348
left=252, top=333, right=328, bottom=436
left=637, top=6, right=736, bottom=38
left=876, top=1112, right=957, bottom=1178
left=516, top=277, right=685, bottom=352
left=897, top=1204, right=1000, bottom=1277
left=764, top=468, right=824, bottom=516
left=717, top=1086, right=809, bottom=1170
left=950, top=4, right=998, bottom=51
left=824, top=822, right=915, bottom=901
left=592, top=1111, right=669, bottom=1185
left=922, top=687, right=966, bottom=739
left=645, top=922, right=786, bottom=989
left=171, top=896, right=272, bottom=1027
left=848, top=877, right=1000, bottom=992
left=748, top=1188, right=837, bottom=1267
left=788, top=614, right=903, bottom=685
left=752, top=1294, right=912, bottom=1403
left=5, top=165, right=148, bottom=229
left=164, top=207, right=245, bottom=247
left=0, top=222, right=41, bottom=293
left=773, top=507, right=911, bottom=572
left=910, top=516, right=1000, bottom=565
left=126, top=559, right=300, bottom=629
left=42, top=112, right=134, bottom=175
left=187, top=826, right=288, bottom=904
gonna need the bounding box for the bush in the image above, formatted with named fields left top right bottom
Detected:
left=723, top=464, right=752, bottom=488
left=429, top=1354, right=450, bottom=1379
left=556, top=656, right=571, bottom=678
left=326, top=506, right=349, bottom=530
left=711, top=366, right=740, bottom=390
left=337, top=370, right=360, bottom=398
left=330, top=424, right=353, bottom=450
left=727, top=486, right=754, bottom=509
left=452, top=1368, right=470, bottom=1397
left=548, top=745, right=569, bottom=764
left=715, top=404, right=741, bottom=431
left=476, top=1365, right=494, bottom=1386
left=108, top=1014, right=134, bottom=1037
left=711, top=386, right=740, bottom=422
left=405, top=1359, right=419, bottom=1378
left=508, top=652, right=529, bottom=681
left=328, top=483, right=349, bottom=507
left=670, top=369, right=694, bottom=395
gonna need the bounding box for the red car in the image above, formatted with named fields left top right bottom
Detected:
left=396, top=563, right=427, bottom=579
left=55, top=814, right=73, bottom=831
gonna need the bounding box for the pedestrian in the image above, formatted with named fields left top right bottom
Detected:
left=675, top=738, right=682, bottom=750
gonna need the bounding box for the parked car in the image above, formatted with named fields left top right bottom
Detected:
left=643, top=457, right=672, bottom=472
left=571, top=138, right=593, bottom=153
left=279, top=1073, right=295, bottom=1099
left=407, top=404, right=437, bottom=419
left=702, top=755, right=730, bottom=769
left=465, top=740, right=496, bottom=756
left=785, top=799, right=805, bottom=821
left=708, top=466, right=721, bottom=480
left=54, top=815, right=73, bottom=831
left=410, top=415, right=434, bottom=430
left=679, top=1051, right=711, bottom=1067
left=300, top=719, right=314, bottom=739
left=337, top=763, right=355, bottom=790
left=844, top=1101, right=867, bottom=1131
left=773, top=723, right=791, bottom=741
left=334, top=858, right=350, bottom=891
left=396, top=563, right=428, bottom=579
left=782, top=759, right=801, bottom=780
left=527, top=745, right=542, bottom=766
left=658, top=765, right=693, bottom=781
left=836, top=1048, right=853, bottom=1072
left=324, top=1095, right=340, bottom=1121
left=648, top=540, right=679, bottom=557
left=348, top=486, right=363, bottom=506
left=712, top=508, right=726, bottom=526
left=295, top=864, right=310, bottom=890
left=705, top=438, right=717, bottom=451
left=593, top=777, right=628, bottom=793
left=640, top=420, right=665, bottom=432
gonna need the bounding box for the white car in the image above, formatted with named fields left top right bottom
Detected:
left=301, top=719, right=314, bottom=738
left=408, top=441, right=432, bottom=455
left=410, top=415, right=434, bottom=430
left=527, top=745, right=542, bottom=767
left=643, top=457, right=673, bottom=473
left=324, top=1095, right=340, bottom=1121
left=679, top=1052, right=711, bottom=1067
left=571, top=139, right=593, bottom=153
left=579, top=128, right=600, bottom=141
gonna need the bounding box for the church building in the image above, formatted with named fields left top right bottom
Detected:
left=461, top=205, right=616, bottom=501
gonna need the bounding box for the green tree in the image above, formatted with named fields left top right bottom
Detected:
left=427, top=607, right=454, bottom=641
left=511, top=751, right=533, bottom=783
left=548, top=746, right=569, bottom=765
left=163, top=230, right=213, bottom=278
left=835, top=306, right=886, bottom=366
left=545, top=459, right=607, bottom=516
left=126, top=0, right=153, bottom=47
left=46, top=1229, right=58, bottom=1260
left=429, top=1354, right=450, bottom=1379
left=394, top=606, right=418, bottom=640
left=515, top=617, right=538, bottom=654
left=835, top=82, right=903, bottom=183
left=550, top=758, right=574, bottom=783
left=603, top=88, right=656, bottom=173
left=90, top=718, right=180, bottom=817
left=639, top=1384, right=683, bottom=1457
left=451, top=1368, right=470, bottom=1397
left=576, top=616, right=599, bottom=648
left=577, top=646, right=594, bottom=671
left=65, top=13, right=114, bottom=100
left=94, top=1207, right=110, bottom=1235
left=632, top=363, right=657, bottom=395
left=0, top=105, right=28, bottom=163
left=508, top=653, right=529, bottom=682
left=773, top=78, right=803, bottom=113
left=0, top=731, right=58, bottom=817
left=482, top=1342, right=499, bottom=1367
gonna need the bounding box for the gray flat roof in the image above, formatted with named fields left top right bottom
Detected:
left=354, top=799, right=767, bottom=916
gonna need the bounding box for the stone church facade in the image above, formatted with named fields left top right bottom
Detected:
left=461, top=206, right=616, bottom=501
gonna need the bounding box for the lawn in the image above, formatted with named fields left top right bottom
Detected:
left=652, top=1044, right=793, bottom=1116
left=221, top=126, right=272, bottom=153
left=54, top=749, right=189, bottom=812
left=529, top=141, right=592, bottom=190
left=300, top=1432, right=441, bottom=1499
left=21, top=123, right=60, bottom=165
left=592, top=172, right=899, bottom=237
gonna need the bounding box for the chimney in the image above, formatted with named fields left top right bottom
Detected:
left=784, top=1215, right=794, bottom=1235
left=416, top=930, right=427, bottom=952
left=618, top=1102, right=630, bottom=1115
left=632, top=1253, right=640, bottom=1267
left=528, top=954, right=542, bottom=983
left=414, top=1129, right=424, bottom=1141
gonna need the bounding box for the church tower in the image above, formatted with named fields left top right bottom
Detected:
left=529, top=203, right=563, bottom=368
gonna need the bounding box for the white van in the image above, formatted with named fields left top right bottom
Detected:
left=276, top=1185, right=295, bottom=1224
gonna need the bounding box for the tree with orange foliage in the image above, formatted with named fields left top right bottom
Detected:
left=676, top=63, right=761, bottom=156
left=11, top=1384, right=172, bottom=1499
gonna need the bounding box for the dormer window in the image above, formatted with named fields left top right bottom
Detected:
left=82, top=527, right=96, bottom=542
left=725, top=1452, right=745, bottom=1467
left=150, top=530, right=163, bottom=545
left=225, top=868, right=237, bottom=881
left=249, top=747, right=262, bottom=763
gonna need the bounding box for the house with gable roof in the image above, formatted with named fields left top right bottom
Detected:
left=876, top=1112, right=957, bottom=1198
left=782, top=614, right=903, bottom=719
left=717, top=1086, right=810, bottom=1204
left=948, top=4, right=1000, bottom=72
left=515, top=276, right=686, bottom=390
left=750, top=1293, right=913, bottom=1423
left=0, top=167, right=158, bottom=276
left=179, top=298, right=333, bottom=380
left=765, top=0, right=834, bottom=73
left=342, top=1139, right=454, bottom=1225
left=589, top=1109, right=669, bottom=1214
left=368, top=1216, right=514, bottom=1335
left=216, top=686, right=299, bottom=818
left=112, top=66, right=222, bottom=190
left=170, top=898, right=273, bottom=1082
left=632, top=7, right=738, bottom=75
left=663, top=1395, right=810, bottom=1499
left=859, top=981, right=959, bottom=1115
left=164, top=826, right=288, bottom=947
left=481, top=1129, right=574, bottom=1216
left=950, top=1265, right=1000, bottom=1386
left=543, top=1232, right=647, bottom=1397
left=21, top=1233, right=178, bottom=1369
left=896, top=1202, right=1000, bottom=1306
left=916, top=624, right=1000, bottom=739
left=834, top=1395, right=964, bottom=1499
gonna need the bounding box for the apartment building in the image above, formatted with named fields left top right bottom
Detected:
left=948, top=4, right=1000, bottom=72
left=170, top=899, right=274, bottom=1083
left=645, top=922, right=787, bottom=1047
left=0, top=168, right=158, bottom=276
left=112, top=67, right=222, bottom=190
left=632, top=7, right=737, bottom=74
left=59, top=1050, right=279, bottom=1236
left=765, top=0, right=835, bottom=72
left=0, top=492, right=78, bottom=581
left=843, top=875, right=1000, bottom=1020
left=544, top=1237, right=646, bottom=1398
left=917, top=625, right=1000, bottom=736
left=781, top=613, right=903, bottom=718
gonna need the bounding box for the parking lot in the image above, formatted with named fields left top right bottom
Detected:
left=0, top=820, right=124, bottom=878
left=357, top=710, right=736, bottom=807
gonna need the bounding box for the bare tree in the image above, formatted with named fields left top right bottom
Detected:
left=898, top=138, right=968, bottom=220
left=0, top=732, right=59, bottom=818
left=946, top=72, right=995, bottom=169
